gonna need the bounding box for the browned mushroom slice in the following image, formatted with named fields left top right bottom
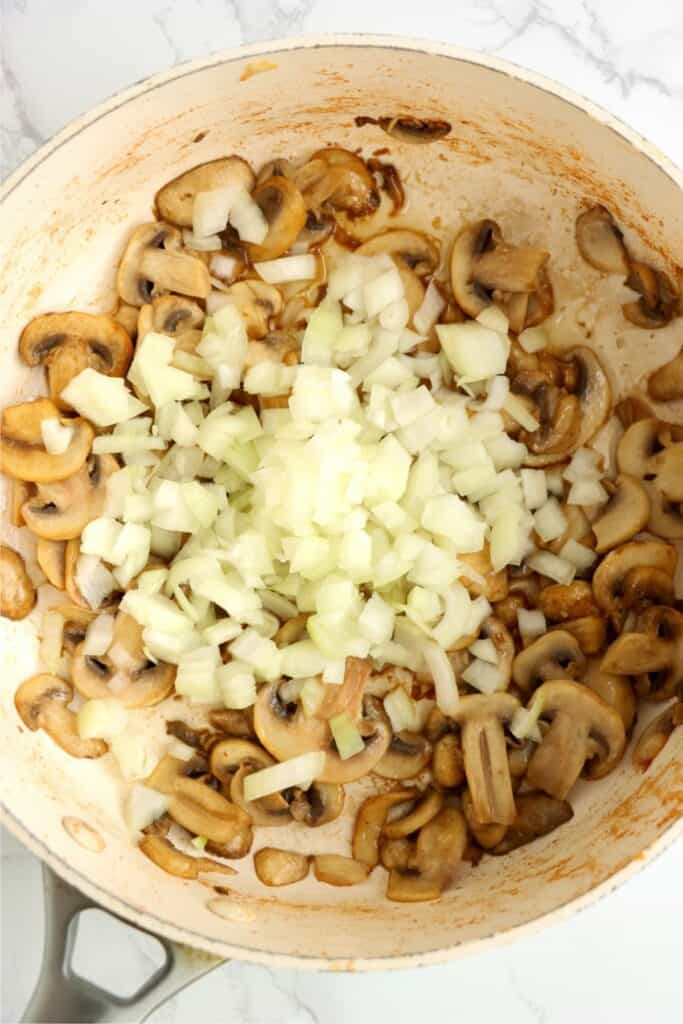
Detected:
left=295, top=147, right=380, bottom=218
left=616, top=417, right=678, bottom=479
left=288, top=781, right=345, bottom=827
left=166, top=719, right=215, bottom=753
left=386, top=807, right=467, bottom=903
left=539, top=581, right=598, bottom=622
left=623, top=262, right=678, bottom=329
left=15, top=674, right=107, bottom=758
left=379, top=836, right=415, bottom=870
left=145, top=754, right=197, bottom=795
left=592, top=475, right=650, bottom=553
left=209, top=738, right=290, bottom=828
left=632, top=702, right=683, bottom=771
left=453, top=693, right=520, bottom=826
left=649, top=442, right=683, bottom=503
left=526, top=680, right=626, bottom=798
left=592, top=539, right=677, bottom=629
left=254, top=847, right=310, bottom=886
left=432, top=732, right=465, bottom=789
left=461, top=789, right=507, bottom=849
left=209, top=707, right=256, bottom=739
left=247, top=176, right=307, bottom=261
left=22, top=454, right=118, bottom=541
left=9, top=479, right=31, bottom=527
left=154, top=156, right=255, bottom=227
left=114, top=302, right=139, bottom=339
left=520, top=387, right=580, bottom=460
left=631, top=605, right=683, bottom=701
left=374, top=731, right=432, bottom=780
left=648, top=350, right=683, bottom=401
left=313, top=855, right=371, bottom=887
left=117, top=222, right=209, bottom=306
left=557, top=616, right=607, bottom=656
left=601, top=632, right=673, bottom=675
left=383, top=788, right=444, bottom=839
left=71, top=612, right=175, bottom=708
left=0, top=546, right=36, bottom=620
left=168, top=776, right=251, bottom=845
left=355, top=115, right=451, bottom=144
left=37, top=539, right=66, bottom=590
left=513, top=631, right=586, bottom=694
left=0, top=398, right=94, bottom=483
left=575, top=206, right=629, bottom=274
left=20, top=312, right=133, bottom=406
left=458, top=545, right=509, bottom=602
left=352, top=789, right=418, bottom=867
left=643, top=481, right=683, bottom=540
left=139, top=834, right=235, bottom=879
left=583, top=660, right=637, bottom=734
left=225, top=281, right=284, bottom=340
left=490, top=792, right=573, bottom=855
left=356, top=229, right=440, bottom=278
left=137, top=294, right=205, bottom=340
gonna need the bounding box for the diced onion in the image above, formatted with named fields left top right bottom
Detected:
left=300, top=677, right=325, bottom=717
left=383, top=686, right=419, bottom=733
left=111, top=734, right=160, bottom=781
left=40, top=610, right=64, bottom=673
left=462, top=658, right=506, bottom=694
left=255, top=254, right=317, bottom=284
left=358, top=594, right=395, bottom=645
left=61, top=369, right=147, bottom=427
left=413, top=280, right=446, bottom=335
left=422, top=641, right=459, bottom=716
left=218, top=661, right=257, bottom=709
left=527, top=550, right=576, bottom=585
left=502, top=393, right=539, bottom=432
left=175, top=645, right=221, bottom=703
left=40, top=417, right=74, bottom=454
left=468, top=638, right=498, bottom=664
left=437, top=322, right=509, bottom=381
left=329, top=712, right=365, bottom=760
left=83, top=614, right=115, bottom=656
left=567, top=479, right=609, bottom=506
left=476, top=304, right=509, bottom=334
left=193, top=185, right=240, bottom=236
left=521, top=468, right=548, bottom=510
left=125, top=785, right=170, bottom=834
left=559, top=538, right=598, bottom=572
left=243, top=751, right=326, bottom=801
left=518, top=326, right=548, bottom=353
left=534, top=498, right=568, bottom=543
left=77, top=698, right=127, bottom=740
left=75, top=554, right=116, bottom=609
left=228, top=188, right=268, bottom=244
left=517, top=608, right=547, bottom=644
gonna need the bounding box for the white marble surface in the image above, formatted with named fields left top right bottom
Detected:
left=2, top=1, right=683, bottom=1021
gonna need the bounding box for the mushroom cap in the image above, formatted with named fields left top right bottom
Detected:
left=583, top=659, right=637, bottom=734
left=295, top=147, right=380, bottom=218
left=36, top=538, right=66, bottom=590
left=370, top=116, right=452, bottom=144
left=313, top=854, right=371, bottom=887
left=650, top=443, right=683, bottom=502
left=22, top=454, right=118, bottom=541
left=138, top=295, right=205, bottom=339
left=592, top=474, right=650, bottom=553
left=209, top=737, right=272, bottom=784
left=19, top=312, right=133, bottom=406
left=247, top=176, right=308, bottom=261
left=288, top=781, right=345, bottom=827
left=490, top=791, right=574, bottom=855
left=623, top=262, right=678, bottom=329
left=643, top=481, right=683, bottom=539
left=632, top=702, right=683, bottom=771
left=14, top=673, right=107, bottom=758
left=557, top=616, right=607, bottom=657
left=575, top=205, right=629, bottom=274
left=374, top=731, right=432, bottom=780
left=513, top=630, right=586, bottom=694
left=631, top=605, right=683, bottom=702
left=616, top=417, right=670, bottom=479
left=254, top=847, right=310, bottom=887
left=168, top=776, right=251, bottom=845
left=154, top=156, right=255, bottom=228
left=356, top=229, right=440, bottom=278
left=228, top=281, right=285, bottom=340
left=539, top=581, right=598, bottom=622
left=117, top=222, right=211, bottom=307
left=0, top=545, right=36, bottom=621
left=648, top=351, right=683, bottom=401
left=0, top=398, right=94, bottom=483
left=592, top=539, right=677, bottom=628
left=353, top=788, right=418, bottom=867
left=450, top=219, right=500, bottom=319
left=383, top=788, right=444, bottom=839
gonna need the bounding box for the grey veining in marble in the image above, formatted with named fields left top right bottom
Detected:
left=2, top=2, right=683, bottom=1022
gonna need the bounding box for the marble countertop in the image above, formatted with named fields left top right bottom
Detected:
left=2, top=1, right=683, bottom=1021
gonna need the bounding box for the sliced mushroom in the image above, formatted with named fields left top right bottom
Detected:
left=146, top=754, right=199, bottom=795
left=166, top=719, right=215, bottom=753
left=71, top=611, right=175, bottom=707
left=0, top=398, right=94, bottom=483
left=632, top=702, right=683, bottom=771
left=513, top=631, right=586, bottom=694
left=379, top=836, right=415, bottom=870
left=0, top=546, right=36, bottom=621
left=458, top=545, right=509, bottom=602
left=453, top=693, right=520, bottom=825
left=36, top=539, right=66, bottom=590
left=432, top=732, right=465, bottom=789
left=288, top=781, right=345, bottom=827
left=601, top=631, right=674, bottom=676
left=615, top=395, right=657, bottom=428
left=313, top=854, right=371, bottom=886
left=623, top=262, right=678, bottom=329
left=57, top=604, right=95, bottom=653
left=592, top=539, right=677, bottom=628
left=356, top=229, right=440, bottom=278
left=154, top=157, right=255, bottom=227
left=254, top=847, right=310, bottom=886
left=386, top=807, right=467, bottom=903
left=583, top=660, right=637, bottom=734
left=294, top=147, right=380, bottom=218
left=139, top=834, right=234, bottom=879
left=557, top=616, right=607, bottom=656
left=219, top=751, right=291, bottom=828
left=480, top=617, right=515, bottom=690
left=549, top=506, right=595, bottom=557
left=9, top=479, right=31, bottom=527
left=352, top=789, right=418, bottom=867
left=224, top=281, right=284, bottom=340
left=168, top=776, right=251, bottom=844
left=383, top=788, right=443, bottom=839
left=22, top=454, right=118, bottom=541
left=643, top=481, right=683, bottom=539
left=114, top=302, right=139, bottom=339
left=19, top=312, right=133, bottom=405
left=117, top=222, right=209, bottom=306
left=137, top=294, right=205, bottom=340
left=539, top=581, right=598, bottom=622
left=616, top=417, right=674, bottom=479
left=591, top=474, right=650, bottom=553
left=575, top=205, right=629, bottom=274
left=15, top=674, right=107, bottom=758
left=630, top=605, right=683, bottom=701
left=209, top=707, right=256, bottom=739
left=373, top=728, right=433, bottom=782
left=647, top=443, right=683, bottom=505
left=209, top=737, right=271, bottom=784
left=462, top=788, right=507, bottom=849
left=648, top=350, right=683, bottom=401
left=526, top=680, right=626, bottom=798
left=247, top=176, right=307, bottom=260
left=355, top=115, right=451, bottom=144
left=490, top=792, right=574, bottom=855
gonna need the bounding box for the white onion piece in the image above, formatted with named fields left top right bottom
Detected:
left=559, top=538, right=597, bottom=572
left=75, top=555, right=116, bottom=609
left=462, top=659, right=506, bottom=694
left=255, top=253, right=317, bottom=284
left=502, top=394, right=539, bottom=432
left=468, top=638, right=498, bottom=664
left=61, top=369, right=147, bottom=427
left=517, top=608, right=547, bottom=644
left=518, top=326, right=548, bottom=353
left=243, top=751, right=326, bottom=801
left=78, top=698, right=127, bottom=740
left=437, top=322, right=509, bottom=381
left=534, top=498, right=568, bottom=543
left=40, top=611, right=64, bottom=673
left=228, top=188, right=268, bottom=244
left=413, top=280, right=446, bottom=335
left=182, top=230, right=222, bottom=252
left=329, top=712, right=365, bottom=760
left=125, top=785, right=170, bottom=835
left=192, top=185, right=240, bottom=236
left=111, top=734, right=160, bottom=781
left=83, top=614, right=115, bottom=657
left=527, top=550, right=576, bottom=585
left=521, top=468, right=548, bottom=510
left=476, top=304, right=509, bottom=334
left=218, top=661, right=257, bottom=709
left=567, top=478, right=609, bottom=506
left=40, top=417, right=74, bottom=454
left=423, top=641, right=459, bottom=716
left=383, top=687, right=419, bottom=733
left=210, top=253, right=239, bottom=282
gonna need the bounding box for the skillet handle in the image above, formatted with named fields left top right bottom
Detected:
left=22, top=864, right=223, bottom=1023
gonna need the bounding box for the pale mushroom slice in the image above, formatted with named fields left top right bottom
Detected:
left=490, top=792, right=574, bottom=856
left=616, top=416, right=681, bottom=479
left=649, top=443, right=683, bottom=503
left=383, top=788, right=444, bottom=839
left=583, top=659, right=637, bottom=734
left=352, top=788, right=418, bottom=867
left=294, top=147, right=380, bottom=218
left=9, top=479, right=32, bottom=527
left=313, top=855, right=371, bottom=887
left=512, top=631, right=586, bottom=695
left=575, top=205, right=629, bottom=274
left=458, top=545, right=509, bottom=602
left=137, top=294, right=205, bottom=340
left=631, top=605, right=683, bottom=702
left=592, top=539, right=677, bottom=628
left=254, top=848, right=310, bottom=887
left=648, top=351, right=683, bottom=401
left=209, top=707, right=256, bottom=739
left=386, top=807, right=468, bottom=903
left=623, top=261, right=678, bottom=329
left=461, top=789, right=507, bottom=849
left=139, top=834, right=236, bottom=880
left=431, top=732, right=465, bottom=790
left=0, top=546, right=36, bottom=620
left=247, top=176, right=307, bottom=260
left=373, top=731, right=432, bottom=780
left=591, top=474, right=650, bottom=553
left=14, top=674, right=107, bottom=759
left=632, top=701, right=683, bottom=772
left=36, top=539, right=67, bottom=590
left=71, top=611, right=175, bottom=708
left=643, top=480, right=683, bottom=540
left=168, top=776, right=252, bottom=845
left=19, top=312, right=133, bottom=405
left=526, top=680, right=626, bottom=798
left=226, top=281, right=285, bottom=340
left=288, top=781, right=345, bottom=827
left=117, top=222, right=210, bottom=306
left=453, top=692, right=520, bottom=826
left=22, top=454, right=118, bottom=541
left=0, top=398, right=94, bottom=483
left=154, top=156, right=255, bottom=227
left=356, top=229, right=440, bottom=278
left=209, top=738, right=291, bottom=828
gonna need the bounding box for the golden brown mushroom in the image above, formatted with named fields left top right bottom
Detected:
left=526, top=680, right=626, bottom=798
left=137, top=294, right=205, bottom=340
left=294, top=147, right=379, bottom=219
left=288, top=781, right=345, bottom=827
left=629, top=606, right=683, bottom=702
left=386, top=807, right=468, bottom=903
left=154, top=156, right=255, bottom=227
left=453, top=692, right=520, bottom=826
left=539, top=581, right=598, bottom=622
left=117, top=222, right=210, bottom=306
left=575, top=205, right=629, bottom=274
left=247, top=176, right=308, bottom=260
left=139, top=833, right=236, bottom=879
left=490, top=792, right=573, bottom=855
left=382, top=788, right=444, bottom=839
left=623, top=261, right=678, bottom=329
left=591, top=475, right=650, bottom=553
left=168, top=776, right=251, bottom=845
left=313, top=855, right=371, bottom=887
left=15, top=674, right=107, bottom=758
left=583, top=659, right=637, bottom=734
left=224, top=281, right=284, bottom=340
left=374, top=732, right=432, bottom=780
left=36, top=539, right=66, bottom=590
left=632, top=702, right=683, bottom=771
left=356, top=229, right=440, bottom=278
left=648, top=351, right=683, bottom=401
left=254, top=848, right=310, bottom=886
left=592, top=539, right=677, bottom=628
left=0, top=546, right=36, bottom=621
left=512, top=630, right=586, bottom=694
left=556, top=616, right=607, bottom=656
left=355, top=115, right=452, bottom=144
left=352, top=788, right=418, bottom=867
left=22, top=454, right=118, bottom=541
left=431, top=732, right=465, bottom=789
left=0, top=398, right=94, bottom=483
left=461, top=788, right=507, bottom=849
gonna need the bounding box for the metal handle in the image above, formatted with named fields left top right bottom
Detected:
left=22, top=864, right=223, bottom=1023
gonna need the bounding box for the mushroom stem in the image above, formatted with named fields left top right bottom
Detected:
left=462, top=718, right=516, bottom=826
left=527, top=714, right=590, bottom=800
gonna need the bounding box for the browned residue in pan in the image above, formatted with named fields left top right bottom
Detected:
left=240, top=61, right=278, bottom=82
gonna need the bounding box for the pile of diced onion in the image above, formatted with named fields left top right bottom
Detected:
left=62, top=187, right=606, bottom=804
